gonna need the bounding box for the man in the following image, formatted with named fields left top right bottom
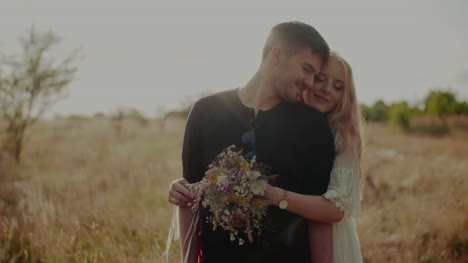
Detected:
left=173, top=21, right=335, bottom=263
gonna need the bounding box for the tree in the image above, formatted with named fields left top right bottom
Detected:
left=455, top=101, right=468, bottom=115
left=0, top=27, right=80, bottom=162
left=371, top=100, right=390, bottom=122
left=424, top=90, right=458, bottom=117
left=362, top=100, right=389, bottom=122
left=388, top=102, right=411, bottom=129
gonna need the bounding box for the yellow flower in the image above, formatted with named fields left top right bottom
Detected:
left=252, top=198, right=266, bottom=207
left=209, top=175, right=218, bottom=182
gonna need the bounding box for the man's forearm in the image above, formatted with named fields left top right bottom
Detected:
left=308, top=221, right=333, bottom=263
left=179, top=206, right=200, bottom=263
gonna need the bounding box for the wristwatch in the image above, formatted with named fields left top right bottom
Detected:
left=278, top=189, right=289, bottom=209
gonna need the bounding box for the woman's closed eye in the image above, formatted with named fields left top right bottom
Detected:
left=334, top=85, right=343, bottom=91
left=333, top=80, right=345, bottom=91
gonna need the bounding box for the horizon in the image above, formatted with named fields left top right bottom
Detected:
left=1, top=0, right=467, bottom=118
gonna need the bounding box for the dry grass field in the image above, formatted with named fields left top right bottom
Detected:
left=0, top=117, right=467, bottom=262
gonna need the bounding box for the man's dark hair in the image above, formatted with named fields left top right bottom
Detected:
left=262, top=21, right=330, bottom=62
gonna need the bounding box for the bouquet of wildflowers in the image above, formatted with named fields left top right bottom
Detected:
left=187, top=145, right=271, bottom=245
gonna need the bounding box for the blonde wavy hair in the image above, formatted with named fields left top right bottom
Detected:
left=326, top=51, right=365, bottom=178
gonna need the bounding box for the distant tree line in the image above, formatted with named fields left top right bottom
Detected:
left=361, top=90, right=468, bottom=132
left=162, top=91, right=214, bottom=119
left=161, top=89, right=468, bottom=134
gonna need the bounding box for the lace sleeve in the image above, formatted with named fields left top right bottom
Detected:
left=323, top=134, right=362, bottom=218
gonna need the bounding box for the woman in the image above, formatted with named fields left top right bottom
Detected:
left=167, top=52, right=364, bottom=263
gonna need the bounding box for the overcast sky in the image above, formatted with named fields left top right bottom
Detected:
left=1, top=0, right=467, bottom=117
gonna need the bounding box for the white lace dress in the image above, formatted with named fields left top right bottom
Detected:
left=322, top=134, right=364, bottom=263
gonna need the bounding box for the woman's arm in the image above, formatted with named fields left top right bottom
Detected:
left=179, top=206, right=199, bottom=263
left=169, top=179, right=344, bottom=223
left=264, top=185, right=344, bottom=223
left=264, top=135, right=362, bottom=223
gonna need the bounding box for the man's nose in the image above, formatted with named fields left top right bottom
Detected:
left=304, top=76, right=314, bottom=89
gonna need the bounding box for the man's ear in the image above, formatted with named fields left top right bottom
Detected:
left=271, top=45, right=282, bottom=66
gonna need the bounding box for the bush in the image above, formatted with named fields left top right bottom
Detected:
left=388, top=102, right=412, bottom=129
left=361, top=100, right=389, bottom=122
left=424, top=90, right=459, bottom=117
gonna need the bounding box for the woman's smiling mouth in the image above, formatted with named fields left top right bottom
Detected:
left=314, top=94, right=330, bottom=103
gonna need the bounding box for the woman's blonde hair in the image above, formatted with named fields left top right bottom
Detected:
left=326, top=51, right=365, bottom=178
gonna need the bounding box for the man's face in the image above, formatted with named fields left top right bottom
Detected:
left=273, top=48, right=323, bottom=104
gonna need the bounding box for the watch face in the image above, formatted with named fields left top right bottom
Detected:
left=279, top=200, right=288, bottom=209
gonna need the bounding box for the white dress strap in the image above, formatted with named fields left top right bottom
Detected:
left=162, top=206, right=180, bottom=262
left=162, top=206, right=200, bottom=263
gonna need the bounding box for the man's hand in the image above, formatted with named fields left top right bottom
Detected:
left=168, top=178, right=194, bottom=207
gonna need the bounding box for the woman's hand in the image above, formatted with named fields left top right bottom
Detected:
left=263, top=184, right=282, bottom=206
left=168, top=178, right=194, bottom=207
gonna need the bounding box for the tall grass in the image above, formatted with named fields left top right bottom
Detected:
left=1, top=119, right=182, bottom=262
left=361, top=123, right=468, bottom=262
left=0, top=119, right=466, bottom=262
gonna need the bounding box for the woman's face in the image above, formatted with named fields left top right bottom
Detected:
left=303, top=56, right=345, bottom=113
